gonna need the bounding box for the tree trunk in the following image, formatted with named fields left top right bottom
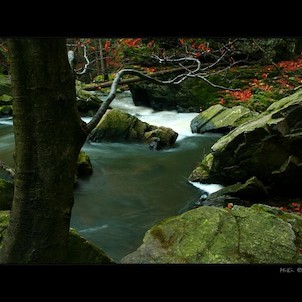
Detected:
left=99, top=39, right=109, bottom=81
left=0, top=38, right=87, bottom=263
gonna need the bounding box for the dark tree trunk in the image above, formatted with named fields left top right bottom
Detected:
left=0, top=38, right=87, bottom=263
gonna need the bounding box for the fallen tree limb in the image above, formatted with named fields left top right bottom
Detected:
left=82, top=66, right=188, bottom=91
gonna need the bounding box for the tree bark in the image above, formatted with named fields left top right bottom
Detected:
left=0, top=38, right=87, bottom=263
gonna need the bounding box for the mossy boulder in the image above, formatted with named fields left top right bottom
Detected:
left=129, top=77, right=222, bottom=113
left=190, top=104, right=259, bottom=134
left=121, top=204, right=302, bottom=264
left=77, top=150, right=93, bottom=176
left=206, top=176, right=269, bottom=204
left=0, top=75, right=11, bottom=96
left=0, top=94, right=13, bottom=105
left=189, top=89, right=302, bottom=197
left=65, top=228, right=115, bottom=264
left=0, top=105, right=12, bottom=117
left=0, top=210, right=10, bottom=243
left=76, top=80, right=103, bottom=116
left=88, top=109, right=178, bottom=149
left=0, top=150, right=93, bottom=210
left=0, top=211, right=115, bottom=264
left=0, top=179, right=13, bottom=210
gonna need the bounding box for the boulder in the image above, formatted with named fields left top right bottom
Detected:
left=121, top=204, right=302, bottom=264
left=0, top=75, right=11, bottom=96
left=189, top=89, right=302, bottom=197
left=190, top=104, right=259, bottom=134
left=77, top=150, right=93, bottom=176
left=75, top=80, right=103, bottom=116
left=88, top=109, right=178, bottom=149
left=0, top=210, right=115, bottom=264
left=129, top=77, right=220, bottom=113
left=0, top=179, right=13, bottom=211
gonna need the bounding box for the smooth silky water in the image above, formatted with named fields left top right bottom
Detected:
left=0, top=91, right=222, bottom=262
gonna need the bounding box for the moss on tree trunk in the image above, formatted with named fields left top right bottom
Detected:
left=0, top=38, right=87, bottom=263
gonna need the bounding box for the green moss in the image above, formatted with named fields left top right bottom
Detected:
left=231, top=205, right=301, bottom=263
left=149, top=216, right=180, bottom=249
left=0, top=74, right=11, bottom=96
left=0, top=94, right=13, bottom=104
left=0, top=105, right=12, bottom=116
left=189, top=153, right=215, bottom=181
left=0, top=212, right=115, bottom=264
left=0, top=210, right=10, bottom=244
left=65, top=228, right=115, bottom=264
left=0, top=179, right=13, bottom=210
left=77, top=150, right=93, bottom=176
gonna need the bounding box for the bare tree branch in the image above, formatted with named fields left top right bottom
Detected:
left=83, top=39, right=242, bottom=133
left=75, top=45, right=90, bottom=75
left=85, top=53, right=241, bottom=132
left=86, top=68, right=183, bottom=132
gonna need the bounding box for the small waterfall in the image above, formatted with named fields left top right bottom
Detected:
left=87, top=90, right=200, bottom=141
left=188, top=180, right=224, bottom=195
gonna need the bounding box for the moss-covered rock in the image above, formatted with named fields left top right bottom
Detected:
left=0, top=179, right=13, bottom=210
left=0, top=74, right=11, bottom=96
left=208, top=176, right=269, bottom=202
left=88, top=109, right=178, bottom=149
left=0, top=94, right=13, bottom=105
left=77, top=150, right=93, bottom=176
left=75, top=80, right=103, bottom=115
left=129, top=77, right=222, bottom=113
left=0, top=210, right=10, bottom=243
left=190, top=104, right=259, bottom=134
left=0, top=105, right=12, bottom=117
left=121, top=204, right=302, bottom=264
left=189, top=89, right=302, bottom=197
left=64, top=228, right=115, bottom=264
left=0, top=211, right=115, bottom=264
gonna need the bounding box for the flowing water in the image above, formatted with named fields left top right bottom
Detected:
left=0, top=91, right=222, bottom=263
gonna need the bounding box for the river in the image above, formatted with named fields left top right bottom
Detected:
left=0, top=91, right=222, bottom=263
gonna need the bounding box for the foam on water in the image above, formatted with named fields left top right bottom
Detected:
left=188, top=180, right=224, bottom=194
left=83, top=91, right=199, bottom=141
left=78, top=224, right=109, bottom=233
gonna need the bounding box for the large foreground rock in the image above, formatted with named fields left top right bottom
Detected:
left=189, top=89, right=302, bottom=197
left=0, top=211, right=115, bottom=264
left=121, top=204, right=302, bottom=264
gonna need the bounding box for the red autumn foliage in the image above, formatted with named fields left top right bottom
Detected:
left=263, top=56, right=302, bottom=72
left=277, top=77, right=294, bottom=89
left=196, top=43, right=211, bottom=52
left=227, top=88, right=253, bottom=102
left=145, top=67, right=157, bottom=73
left=104, top=40, right=111, bottom=52
left=147, top=40, right=155, bottom=48
left=262, top=73, right=268, bottom=79
left=279, top=201, right=302, bottom=215
left=250, top=78, right=272, bottom=91
left=121, top=38, right=142, bottom=48
left=277, top=56, right=302, bottom=71
left=179, top=38, right=185, bottom=45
